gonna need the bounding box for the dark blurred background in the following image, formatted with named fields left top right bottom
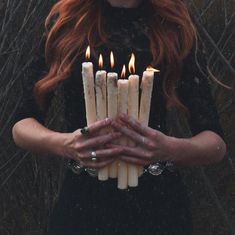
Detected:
left=0, top=0, right=234, bottom=234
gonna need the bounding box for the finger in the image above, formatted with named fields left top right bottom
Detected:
left=121, top=145, right=154, bottom=160
left=86, top=118, right=113, bottom=134
left=120, top=156, right=150, bottom=166
left=105, top=144, right=123, bottom=149
left=81, top=158, right=115, bottom=169
left=118, top=113, right=155, bottom=137
left=111, top=121, right=142, bottom=143
left=78, top=147, right=123, bottom=160
left=111, top=121, right=155, bottom=149
left=78, top=132, right=121, bottom=150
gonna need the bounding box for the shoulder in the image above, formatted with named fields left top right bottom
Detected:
left=182, top=41, right=208, bottom=76
left=176, top=40, right=214, bottom=103
left=178, top=41, right=210, bottom=90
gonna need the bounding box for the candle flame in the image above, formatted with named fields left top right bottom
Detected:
left=85, top=45, right=91, bottom=59
left=128, top=53, right=136, bottom=74
left=98, top=54, right=104, bottom=69
left=146, top=66, right=160, bottom=73
left=121, top=65, right=126, bottom=78
left=110, top=51, right=115, bottom=69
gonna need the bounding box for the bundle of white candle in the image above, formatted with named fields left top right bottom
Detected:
left=81, top=46, right=159, bottom=189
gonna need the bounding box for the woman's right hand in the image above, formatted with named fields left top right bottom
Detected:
left=62, top=118, right=123, bottom=169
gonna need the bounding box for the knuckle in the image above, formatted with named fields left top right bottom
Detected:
left=74, top=134, right=80, bottom=141
left=97, top=138, right=106, bottom=145
left=151, top=132, right=158, bottom=138
left=79, top=153, right=85, bottom=159
left=146, top=141, right=154, bottom=149
left=145, top=153, right=151, bottom=160
left=145, top=151, right=153, bottom=159
left=75, top=143, right=83, bottom=151
left=149, top=152, right=155, bottom=159
left=146, top=141, right=155, bottom=149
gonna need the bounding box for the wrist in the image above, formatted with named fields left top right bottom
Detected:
left=167, top=136, right=191, bottom=165
left=47, top=132, right=69, bottom=157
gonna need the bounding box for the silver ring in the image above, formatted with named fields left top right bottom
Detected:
left=90, top=151, right=97, bottom=161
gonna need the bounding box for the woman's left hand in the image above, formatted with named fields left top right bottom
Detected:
left=110, top=114, right=174, bottom=166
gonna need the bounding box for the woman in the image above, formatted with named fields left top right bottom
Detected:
left=12, top=0, right=227, bottom=234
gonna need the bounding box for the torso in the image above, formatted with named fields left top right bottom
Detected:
left=63, top=1, right=166, bottom=134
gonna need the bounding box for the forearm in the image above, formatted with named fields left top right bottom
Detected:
left=12, top=118, right=66, bottom=157
left=168, top=130, right=227, bottom=166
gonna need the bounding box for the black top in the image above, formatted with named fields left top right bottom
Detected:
left=14, top=1, right=225, bottom=234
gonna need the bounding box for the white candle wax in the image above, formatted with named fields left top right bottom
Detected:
left=117, top=79, right=129, bottom=190
left=128, top=75, right=139, bottom=187
left=107, top=73, right=118, bottom=178
left=82, top=62, right=96, bottom=126
left=139, top=71, right=154, bottom=176
left=95, top=70, right=108, bottom=181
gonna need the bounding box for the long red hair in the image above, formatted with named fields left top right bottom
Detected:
left=34, top=0, right=196, bottom=114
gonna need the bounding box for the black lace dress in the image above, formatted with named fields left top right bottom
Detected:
left=14, top=2, right=225, bottom=235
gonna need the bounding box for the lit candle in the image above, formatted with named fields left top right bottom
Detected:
left=82, top=46, right=96, bottom=126
left=108, top=51, right=119, bottom=178
left=138, top=66, right=160, bottom=176
left=96, top=54, right=108, bottom=181
left=127, top=53, right=139, bottom=187
left=139, top=70, right=154, bottom=125
left=117, top=65, right=129, bottom=190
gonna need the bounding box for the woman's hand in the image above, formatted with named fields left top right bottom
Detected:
left=62, top=118, right=123, bottom=169
left=110, top=114, right=173, bottom=166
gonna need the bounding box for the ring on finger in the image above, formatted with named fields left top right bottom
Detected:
left=90, top=151, right=97, bottom=161
left=80, top=126, right=90, bottom=136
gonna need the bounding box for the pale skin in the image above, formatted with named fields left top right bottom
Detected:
left=110, top=114, right=226, bottom=166
left=12, top=118, right=122, bottom=169
left=12, top=0, right=227, bottom=169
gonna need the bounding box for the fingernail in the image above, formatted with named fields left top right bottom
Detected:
left=105, top=117, right=112, bottom=123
